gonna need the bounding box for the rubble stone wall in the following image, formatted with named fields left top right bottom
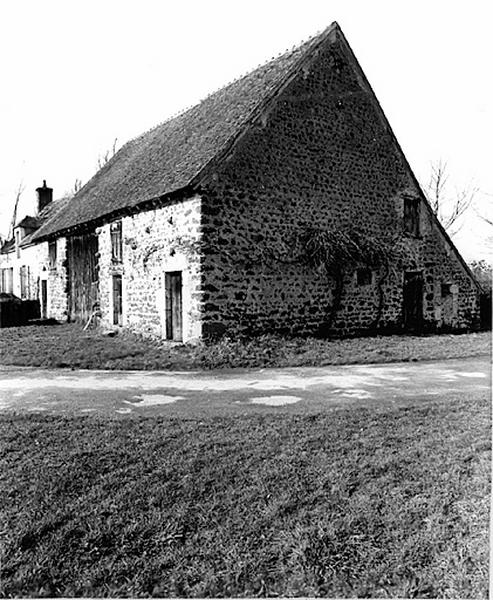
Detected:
left=97, top=195, right=202, bottom=341
left=46, top=237, right=68, bottom=321
left=199, top=30, right=478, bottom=337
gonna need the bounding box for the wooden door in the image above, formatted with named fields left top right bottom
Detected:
left=403, top=271, right=423, bottom=331
left=112, top=275, right=122, bottom=326
left=164, top=271, right=183, bottom=341
left=41, top=280, right=48, bottom=319
left=66, top=232, right=99, bottom=323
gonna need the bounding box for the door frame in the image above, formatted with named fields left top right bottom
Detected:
left=402, top=270, right=424, bottom=332
left=41, top=279, right=48, bottom=319
left=164, top=270, right=183, bottom=341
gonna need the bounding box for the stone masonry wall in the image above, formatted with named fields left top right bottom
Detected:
left=97, top=195, right=202, bottom=341
left=199, top=29, right=478, bottom=337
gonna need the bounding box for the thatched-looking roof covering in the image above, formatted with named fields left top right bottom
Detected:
left=33, top=24, right=337, bottom=240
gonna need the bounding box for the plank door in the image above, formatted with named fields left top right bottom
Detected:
left=41, top=280, right=48, bottom=319
left=66, top=232, right=99, bottom=323
left=112, top=275, right=122, bottom=326
left=403, top=271, right=424, bottom=331
left=164, top=271, right=183, bottom=341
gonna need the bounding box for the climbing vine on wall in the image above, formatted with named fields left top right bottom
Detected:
left=295, top=225, right=398, bottom=330
left=204, top=222, right=399, bottom=331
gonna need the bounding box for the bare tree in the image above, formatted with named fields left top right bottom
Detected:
left=97, top=137, right=119, bottom=170
left=9, top=180, right=25, bottom=239
left=425, top=160, right=478, bottom=236
left=475, top=192, right=493, bottom=227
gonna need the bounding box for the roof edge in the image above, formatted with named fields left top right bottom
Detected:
left=32, top=186, right=198, bottom=242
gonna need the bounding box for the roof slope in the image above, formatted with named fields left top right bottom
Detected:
left=34, top=26, right=334, bottom=240
left=16, top=215, right=40, bottom=230
left=2, top=198, right=70, bottom=253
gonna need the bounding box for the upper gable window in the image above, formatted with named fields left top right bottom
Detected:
left=111, top=221, right=123, bottom=263
left=356, top=268, right=372, bottom=286
left=404, top=197, right=420, bottom=237
left=48, top=241, right=57, bottom=270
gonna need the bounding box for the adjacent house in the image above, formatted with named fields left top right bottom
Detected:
left=0, top=182, right=68, bottom=319
left=6, top=22, right=480, bottom=340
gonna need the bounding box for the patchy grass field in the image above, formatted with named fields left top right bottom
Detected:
left=1, top=394, right=490, bottom=598
left=0, top=323, right=490, bottom=370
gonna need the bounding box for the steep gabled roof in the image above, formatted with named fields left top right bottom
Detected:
left=20, top=197, right=70, bottom=247
left=16, top=215, right=40, bottom=230
left=34, top=24, right=336, bottom=241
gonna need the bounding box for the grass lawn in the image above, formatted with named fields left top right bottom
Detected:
left=0, top=323, right=490, bottom=370
left=1, top=394, right=489, bottom=597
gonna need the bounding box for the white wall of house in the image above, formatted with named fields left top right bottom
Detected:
left=0, top=235, right=68, bottom=323
left=0, top=239, right=49, bottom=301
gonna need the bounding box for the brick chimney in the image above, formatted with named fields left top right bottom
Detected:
left=36, top=180, right=53, bottom=213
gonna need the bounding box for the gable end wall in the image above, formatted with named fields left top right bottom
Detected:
left=199, top=32, right=479, bottom=337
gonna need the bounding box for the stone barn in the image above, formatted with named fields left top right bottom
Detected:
left=32, top=22, right=480, bottom=341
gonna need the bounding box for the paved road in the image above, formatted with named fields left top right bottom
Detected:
left=0, top=356, right=489, bottom=416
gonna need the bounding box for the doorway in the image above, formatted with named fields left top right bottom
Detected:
left=403, top=271, right=423, bottom=331
left=41, top=280, right=48, bottom=319
left=66, top=232, right=99, bottom=323
left=164, top=271, right=183, bottom=341
left=112, top=275, right=122, bottom=326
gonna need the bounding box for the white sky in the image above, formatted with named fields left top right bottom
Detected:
left=0, top=0, right=491, bottom=261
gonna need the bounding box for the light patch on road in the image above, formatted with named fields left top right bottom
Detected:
left=340, top=389, right=373, bottom=399
left=250, top=395, right=301, bottom=406
left=456, top=372, right=487, bottom=378
left=115, top=408, right=132, bottom=414
left=129, top=394, right=184, bottom=406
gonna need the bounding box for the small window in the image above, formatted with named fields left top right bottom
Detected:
left=356, top=268, right=372, bottom=286
left=48, top=241, right=57, bottom=270
left=441, top=283, right=452, bottom=297
left=111, top=221, right=122, bottom=263
left=404, top=197, right=420, bottom=237
left=0, top=268, right=14, bottom=293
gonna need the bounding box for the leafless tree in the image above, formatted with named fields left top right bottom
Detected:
left=475, top=192, right=493, bottom=227
left=425, top=160, right=478, bottom=236
left=9, top=180, right=25, bottom=239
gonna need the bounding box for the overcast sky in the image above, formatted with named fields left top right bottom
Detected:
left=1, top=0, right=491, bottom=260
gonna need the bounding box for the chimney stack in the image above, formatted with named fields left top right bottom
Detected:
left=36, top=180, right=53, bottom=213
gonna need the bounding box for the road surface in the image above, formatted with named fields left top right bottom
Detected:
left=0, top=356, right=489, bottom=416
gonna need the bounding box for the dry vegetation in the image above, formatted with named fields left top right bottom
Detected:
left=0, top=323, right=490, bottom=370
